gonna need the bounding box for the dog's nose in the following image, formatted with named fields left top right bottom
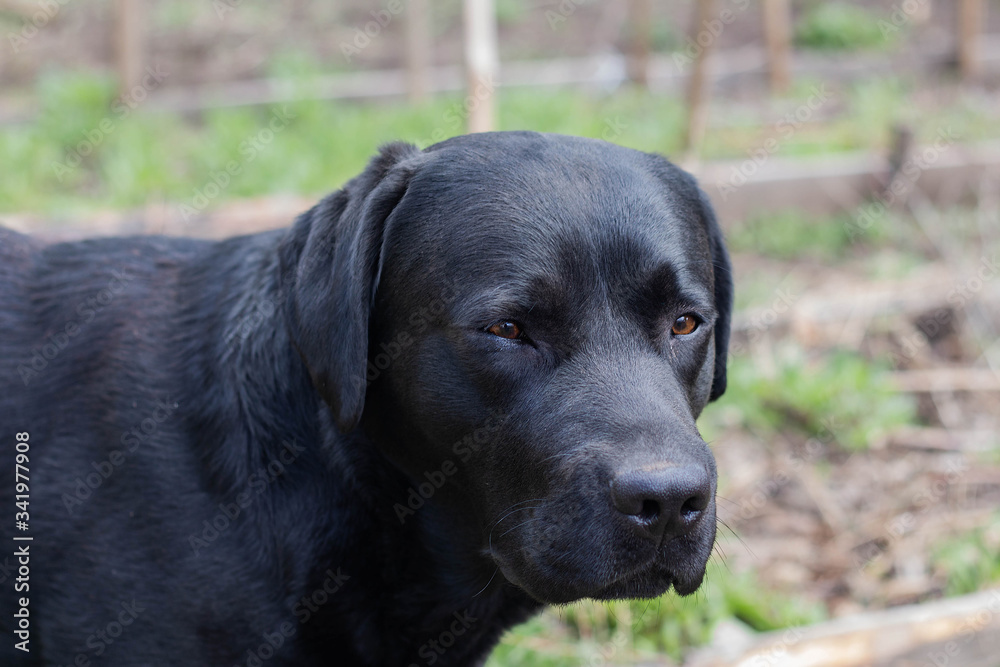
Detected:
left=610, top=465, right=712, bottom=542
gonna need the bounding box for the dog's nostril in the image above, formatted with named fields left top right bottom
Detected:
left=681, top=493, right=707, bottom=517
left=611, top=464, right=713, bottom=542
left=638, top=499, right=660, bottom=523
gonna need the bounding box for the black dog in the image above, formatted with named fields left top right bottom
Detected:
left=0, top=132, right=731, bottom=666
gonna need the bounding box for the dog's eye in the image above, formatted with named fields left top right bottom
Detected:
left=487, top=320, right=523, bottom=340
left=671, top=314, right=699, bottom=336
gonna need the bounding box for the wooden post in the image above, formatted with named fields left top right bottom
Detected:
left=957, top=0, right=983, bottom=80
left=761, top=0, right=792, bottom=94
left=463, top=0, right=498, bottom=133
left=115, top=0, right=146, bottom=99
left=682, top=0, right=717, bottom=161
left=627, top=0, right=652, bottom=87
left=406, top=0, right=431, bottom=103
left=0, top=1, right=35, bottom=18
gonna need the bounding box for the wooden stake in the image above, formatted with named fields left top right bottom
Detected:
left=957, top=0, right=983, bottom=81
left=463, top=0, right=498, bottom=133
left=762, top=0, right=792, bottom=94
left=682, top=0, right=717, bottom=161
left=627, top=0, right=652, bottom=87
left=115, top=0, right=146, bottom=99
left=406, top=0, right=431, bottom=103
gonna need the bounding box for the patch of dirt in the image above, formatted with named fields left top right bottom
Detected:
left=716, top=248, right=1000, bottom=618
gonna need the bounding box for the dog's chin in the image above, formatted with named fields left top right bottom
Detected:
left=490, top=509, right=716, bottom=604
left=496, top=556, right=708, bottom=605
left=591, top=564, right=706, bottom=600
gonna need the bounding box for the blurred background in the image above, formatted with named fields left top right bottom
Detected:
left=2, top=0, right=1000, bottom=664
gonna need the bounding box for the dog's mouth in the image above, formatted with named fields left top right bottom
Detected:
left=589, top=559, right=707, bottom=600
left=487, top=517, right=714, bottom=604
left=493, top=551, right=707, bottom=604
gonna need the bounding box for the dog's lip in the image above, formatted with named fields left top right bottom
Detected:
left=485, top=524, right=711, bottom=602
left=489, top=544, right=699, bottom=603
left=591, top=555, right=707, bottom=599
left=594, top=560, right=678, bottom=597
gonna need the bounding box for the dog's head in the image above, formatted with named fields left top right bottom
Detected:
left=284, top=132, right=732, bottom=603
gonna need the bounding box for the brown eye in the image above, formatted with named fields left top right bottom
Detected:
left=671, top=314, right=699, bottom=336
left=487, top=320, right=523, bottom=340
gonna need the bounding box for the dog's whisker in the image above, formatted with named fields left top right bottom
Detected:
left=498, top=516, right=543, bottom=539
left=488, top=500, right=544, bottom=531
left=710, top=541, right=733, bottom=574
left=715, top=495, right=739, bottom=507
left=716, top=518, right=756, bottom=559
left=487, top=501, right=544, bottom=556
left=472, top=566, right=500, bottom=598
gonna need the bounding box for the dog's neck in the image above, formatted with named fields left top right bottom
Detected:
left=179, top=231, right=541, bottom=665
left=302, top=424, right=542, bottom=664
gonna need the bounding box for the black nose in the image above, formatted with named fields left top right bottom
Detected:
left=610, top=465, right=712, bottom=542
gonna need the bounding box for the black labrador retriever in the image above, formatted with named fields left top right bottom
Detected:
left=0, top=131, right=731, bottom=666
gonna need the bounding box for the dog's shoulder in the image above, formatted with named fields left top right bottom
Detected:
left=0, top=226, right=40, bottom=302
left=0, top=230, right=218, bottom=402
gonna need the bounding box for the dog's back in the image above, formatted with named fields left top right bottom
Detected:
left=0, top=229, right=297, bottom=663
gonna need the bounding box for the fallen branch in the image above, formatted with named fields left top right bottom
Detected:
left=889, top=368, right=1000, bottom=393
left=689, top=588, right=1000, bottom=667
left=878, top=427, right=998, bottom=451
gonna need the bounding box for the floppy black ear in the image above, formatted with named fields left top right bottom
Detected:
left=280, top=142, right=423, bottom=431
left=698, top=188, right=732, bottom=402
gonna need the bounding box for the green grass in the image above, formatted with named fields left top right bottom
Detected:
left=2, top=71, right=689, bottom=215
left=5, top=64, right=979, bottom=665
left=932, top=516, right=1000, bottom=597
left=3, top=68, right=998, bottom=217
left=728, top=210, right=864, bottom=261
left=719, top=348, right=918, bottom=452
left=795, top=2, right=897, bottom=51
left=489, top=558, right=826, bottom=666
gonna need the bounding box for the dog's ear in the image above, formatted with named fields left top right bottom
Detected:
left=697, top=188, right=732, bottom=402
left=280, top=142, right=423, bottom=431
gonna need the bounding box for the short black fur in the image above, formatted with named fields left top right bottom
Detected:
left=0, top=132, right=731, bottom=666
